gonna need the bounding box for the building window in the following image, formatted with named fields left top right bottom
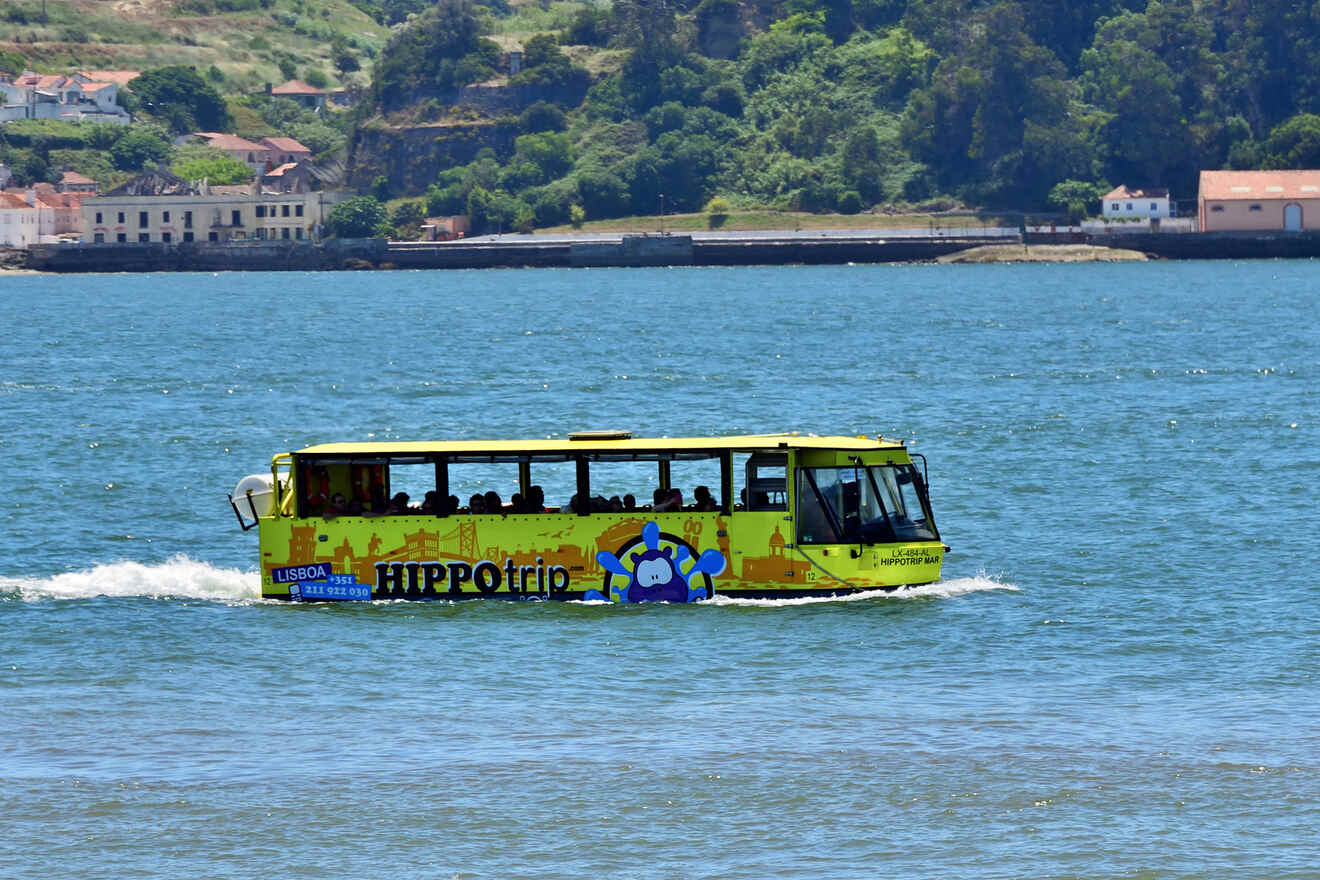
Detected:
left=209, top=232, right=219, bottom=242
left=163, top=210, right=171, bottom=223
left=94, top=232, right=104, bottom=243
left=1125, top=202, right=1133, bottom=211
left=295, top=205, right=304, bottom=217
left=183, top=231, right=194, bottom=242
left=256, top=228, right=267, bottom=240
left=1211, top=205, right=1224, bottom=212
left=117, top=211, right=125, bottom=223
left=231, top=209, right=242, bottom=226
left=282, top=204, right=290, bottom=217
left=1110, top=203, right=1118, bottom=212
left=117, top=233, right=127, bottom=242
left=282, top=227, right=290, bottom=239
left=95, top=211, right=103, bottom=224
left=184, top=211, right=193, bottom=229
left=295, top=228, right=304, bottom=240
left=163, top=232, right=172, bottom=243
left=139, top=211, right=148, bottom=227
left=138, top=233, right=150, bottom=242
left=1150, top=203, right=1157, bottom=211
left=256, top=205, right=266, bottom=218
left=1250, top=204, right=1262, bottom=211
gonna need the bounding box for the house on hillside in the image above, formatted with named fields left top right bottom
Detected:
left=1101, top=185, right=1172, bottom=219
left=261, top=136, right=313, bottom=166
left=268, top=79, right=327, bottom=113
left=1198, top=170, right=1320, bottom=232
left=0, top=70, right=132, bottom=124
left=189, top=132, right=272, bottom=173
left=58, top=171, right=99, bottom=194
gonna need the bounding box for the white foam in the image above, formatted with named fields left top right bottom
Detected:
left=703, top=571, right=1018, bottom=607
left=1, top=556, right=261, bottom=603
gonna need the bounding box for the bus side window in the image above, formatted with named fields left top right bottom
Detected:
left=740, top=453, right=787, bottom=510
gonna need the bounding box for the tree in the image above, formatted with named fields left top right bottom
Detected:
left=326, top=196, right=389, bottom=238
left=130, top=66, right=233, bottom=134
left=331, top=37, right=361, bottom=77
left=110, top=127, right=173, bottom=171
left=901, top=3, right=1091, bottom=207
left=1264, top=114, right=1320, bottom=168
left=372, top=0, right=500, bottom=112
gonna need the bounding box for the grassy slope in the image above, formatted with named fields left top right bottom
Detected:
left=0, top=0, right=386, bottom=91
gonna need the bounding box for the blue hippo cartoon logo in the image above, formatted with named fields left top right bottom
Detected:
left=586, top=521, right=726, bottom=603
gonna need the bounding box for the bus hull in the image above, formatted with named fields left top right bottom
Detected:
left=257, top=510, right=944, bottom=602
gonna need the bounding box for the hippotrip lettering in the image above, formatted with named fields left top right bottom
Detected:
left=374, top=558, right=570, bottom=597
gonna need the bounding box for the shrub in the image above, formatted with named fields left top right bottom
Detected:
left=836, top=190, right=864, bottom=214
left=326, top=195, right=389, bottom=238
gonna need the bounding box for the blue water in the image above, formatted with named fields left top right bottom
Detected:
left=1, top=263, right=1317, bottom=878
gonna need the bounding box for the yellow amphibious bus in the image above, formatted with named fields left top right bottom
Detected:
left=230, top=432, right=945, bottom=602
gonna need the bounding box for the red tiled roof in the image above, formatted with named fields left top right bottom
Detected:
left=1199, top=169, right=1320, bottom=200
left=60, top=171, right=97, bottom=185
left=0, top=192, right=32, bottom=209
left=78, top=70, right=140, bottom=86
left=261, top=136, right=311, bottom=153
left=271, top=79, right=326, bottom=96
left=195, top=132, right=269, bottom=152
left=1102, top=185, right=1169, bottom=200
left=264, top=163, right=298, bottom=177
left=35, top=193, right=81, bottom=208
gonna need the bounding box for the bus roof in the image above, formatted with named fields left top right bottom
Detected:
left=293, top=432, right=908, bottom=457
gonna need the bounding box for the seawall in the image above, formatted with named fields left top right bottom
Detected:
left=24, top=229, right=1320, bottom=272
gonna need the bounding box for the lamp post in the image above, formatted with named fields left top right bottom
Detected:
left=659, top=193, right=664, bottom=234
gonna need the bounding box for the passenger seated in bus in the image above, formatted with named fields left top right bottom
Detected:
left=653, top=488, right=683, bottom=512
left=468, top=493, right=486, bottom=514
left=321, top=493, right=349, bottom=520
left=608, top=495, right=624, bottom=513
left=387, top=492, right=412, bottom=514
left=526, top=485, right=546, bottom=513
left=447, top=495, right=461, bottom=515
left=484, top=490, right=504, bottom=515
left=692, top=485, right=718, bottom=512
left=624, top=493, right=637, bottom=511
left=304, top=467, right=331, bottom=514
left=420, top=491, right=440, bottom=514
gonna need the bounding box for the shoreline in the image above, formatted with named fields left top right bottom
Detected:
left=17, top=228, right=1320, bottom=272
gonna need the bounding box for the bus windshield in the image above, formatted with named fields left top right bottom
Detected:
left=795, top=464, right=938, bottom=545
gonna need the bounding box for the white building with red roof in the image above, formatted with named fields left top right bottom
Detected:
left=1198, top=169, right=1320, bottom=232
left=0, top=70, right=132, bottom=124
left=0, top=190, right=54, bottom=247
left=1101, top=185, right=1172, bottom=220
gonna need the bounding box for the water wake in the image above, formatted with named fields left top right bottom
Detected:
left=3, top=562, right=1015, bottom=607
left=1, top=556, right=260, bottom=602
left=703, top=572, right=1018, bottom=607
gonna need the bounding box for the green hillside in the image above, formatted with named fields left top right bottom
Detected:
left=7, top=0, right=1320, bottom=234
